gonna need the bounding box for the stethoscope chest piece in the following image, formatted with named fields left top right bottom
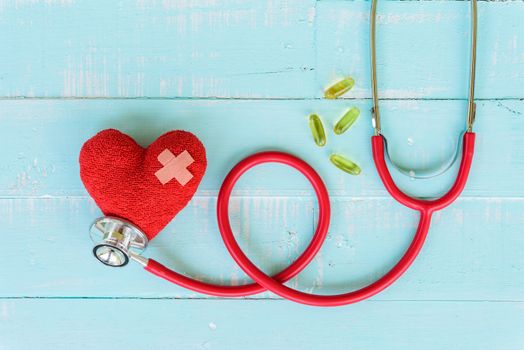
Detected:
left=89, top=216, right=148, bottom=267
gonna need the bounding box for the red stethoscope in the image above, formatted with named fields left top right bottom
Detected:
left=89, top=0, right=478, bottom=307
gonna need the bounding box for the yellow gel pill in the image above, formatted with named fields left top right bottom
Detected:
left=334, top=107, right=360, bottom=135
left=309, top=114, right=327, bottom=147
left=324, top=77, right=355, bottom=99
left=330, top=154, right=361, bottom=176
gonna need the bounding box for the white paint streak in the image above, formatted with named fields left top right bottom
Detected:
left=0, top=303, right=8, bottom=321
left=63, top=50, right=110, bottom=97
left=8, top=0, right=74, bottom=7
left=241, top=197, right=250, bottom=244
left=377, top=12, right=459, bottom=25
left=230, top=272, right=239, bottom=286
left=314, top=251, right=323, bottom=290
left=161, top=0, right=219, bottom=11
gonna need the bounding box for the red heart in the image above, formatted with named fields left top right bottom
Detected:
left=79, top=129, right=207, bottom=240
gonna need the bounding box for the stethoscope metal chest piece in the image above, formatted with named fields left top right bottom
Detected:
left=86, top=0, right=478, bottom=307
left=90, top=217, right=148, bottom=267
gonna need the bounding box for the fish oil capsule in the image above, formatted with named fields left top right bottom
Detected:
left=334, top=107, right=360, bottom=135
left=324, top=77, right=355, bottom=99
left=309, top=114, right=327, bottom=147
left=330, top=154, right=361, bottom=176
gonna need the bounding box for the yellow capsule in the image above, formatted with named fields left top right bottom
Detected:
left=324, top=77, right=355, bottom=99
left=334, top=107, right=360, bottom=135
left=330, top=154, right=361, bottom=176
left=309, top=114, right=327, bottom=147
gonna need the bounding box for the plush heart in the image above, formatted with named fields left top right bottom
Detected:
left=79, top=129, right=207, bottom=240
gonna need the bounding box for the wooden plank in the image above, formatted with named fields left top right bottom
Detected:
left=0, top=99, right=522, bottom=197
left=0, top=0, right=317, bottom=98
left=316, top=1, right=524, bottom=100
left=0, top=1, right=522, bottom=98
left=1, top=299, right=523, bottom=350
left=0, top=196, right=522, bottom=300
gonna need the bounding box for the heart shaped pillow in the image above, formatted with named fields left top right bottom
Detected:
left=79, top=129, right=207, bottom=240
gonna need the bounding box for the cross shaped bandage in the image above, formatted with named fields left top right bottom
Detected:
left=154, top=149, right=195, bottom=186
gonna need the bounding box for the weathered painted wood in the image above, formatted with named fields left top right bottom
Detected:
left=0, top=0, right=317, bottom=98
left=1, top=299, right=523, bottom=350
left=0, top=1, right=523, bottom=348
left=317, top=1, right=524, bottom=100
left=1, top=196, right=522, bottom=300
left=0, top=1, right=522, bottom=98
left=0, top=99, right=522, bottom=198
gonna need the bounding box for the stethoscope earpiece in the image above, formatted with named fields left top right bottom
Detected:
left=89, top=216, right=148, bottom=267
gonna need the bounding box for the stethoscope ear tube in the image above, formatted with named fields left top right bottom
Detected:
left=370, top=0, right=477, bottom=135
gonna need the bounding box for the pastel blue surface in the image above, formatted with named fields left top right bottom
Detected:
left=1, top=1, right=523, bottom=349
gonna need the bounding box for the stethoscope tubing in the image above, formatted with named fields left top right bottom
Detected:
left=145, top=132, right=475, bottom=306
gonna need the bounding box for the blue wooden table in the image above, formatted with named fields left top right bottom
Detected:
left=1, top=1, right=523, bottom=349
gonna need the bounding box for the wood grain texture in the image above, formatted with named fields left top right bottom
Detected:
left=317, top=1, right=524, bottom=100
left=0, top=0, right=523, bottom=348
left=1, top=299, right=523, bottom=350
left=1, top=196, right=523, bottom=300
left=0, top=99, right=522, bottom=197
left=0, top=1, right=522, bottom=98
left=0, top=0, right=317, bottom=98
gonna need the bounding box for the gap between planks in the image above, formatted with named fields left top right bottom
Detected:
left=0, top=97, right=522, bottom=101
left=1, top=195, right=523, bottom=200
left=0, top=296, right=523, bottom=303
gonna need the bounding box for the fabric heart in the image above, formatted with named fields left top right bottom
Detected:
left=79, top=129, right=207, bottom=240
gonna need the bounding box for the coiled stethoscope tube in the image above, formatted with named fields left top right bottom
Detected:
left=89, top=0, right=478, bottom=306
